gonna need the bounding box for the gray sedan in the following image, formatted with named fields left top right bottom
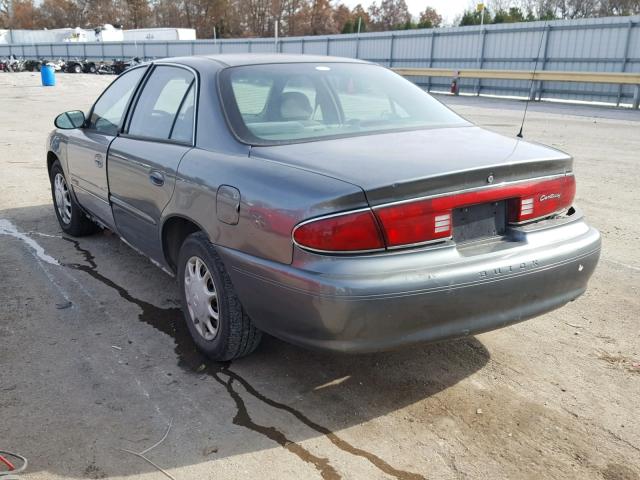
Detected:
left=47, top=54, right=601, bottom=360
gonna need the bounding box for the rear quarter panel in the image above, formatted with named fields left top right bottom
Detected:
left=164, top=148, right=369, bottom=265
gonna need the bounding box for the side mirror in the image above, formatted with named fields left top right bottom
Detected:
left=54, top=110, right=85, bottom=129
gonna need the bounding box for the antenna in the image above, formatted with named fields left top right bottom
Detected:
left=517, top=21, right=548, bottom=139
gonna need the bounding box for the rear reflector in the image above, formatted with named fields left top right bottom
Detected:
left=293, top=210, right=385, bottom=252
left=293, top=175, right=575, bottom=253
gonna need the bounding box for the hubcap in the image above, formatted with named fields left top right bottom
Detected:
left=184, top=256, right=220, bottom=341
left=54, top=173, right=72, bottom=224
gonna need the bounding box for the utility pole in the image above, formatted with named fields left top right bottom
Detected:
left=275, top=20, right=278, bottom=50
left=479, top=3, right=485, bottom=27
left=476, top=3, right=485, bottom=61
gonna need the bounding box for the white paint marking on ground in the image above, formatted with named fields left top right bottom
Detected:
left=35, top=256, right=72, bottom=302
left=0, top=218, right=59, bottom=265
left=29, top=231, right=63, bottom=238
left=605, top=258, right=640, bottom=272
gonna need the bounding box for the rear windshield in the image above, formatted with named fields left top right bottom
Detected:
left=218, top=63, right=468, bottom=145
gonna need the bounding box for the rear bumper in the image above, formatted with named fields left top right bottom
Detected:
left=218, top=213, right=601, bottom=352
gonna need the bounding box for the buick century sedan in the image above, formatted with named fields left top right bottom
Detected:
left=47, top=54, right=601, bottom=360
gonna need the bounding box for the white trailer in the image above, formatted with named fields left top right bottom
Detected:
left=62, top=28, right=90, bottom=43
left=123, top=28, right=196, bottom=41
left=94, top=24, right=124, bottom=42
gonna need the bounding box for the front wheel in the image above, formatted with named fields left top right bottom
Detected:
left=49, top=160, right=98, bottom=236
left=177, top=232, right=262, bottom=361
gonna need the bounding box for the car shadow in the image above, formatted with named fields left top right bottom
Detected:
left=1, top=205, right=491, bottom=479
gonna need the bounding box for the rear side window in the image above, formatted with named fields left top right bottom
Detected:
left=89, top=67, right=145, bottom=135
left=128, top=66, right=195, bottom=142
left=170, top=83, right=195, bottom=143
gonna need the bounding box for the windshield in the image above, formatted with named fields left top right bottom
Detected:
left=218, top=63, right=469, bottom=145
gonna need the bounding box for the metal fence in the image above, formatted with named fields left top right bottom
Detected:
left=2, top=15, right=639, bottom=106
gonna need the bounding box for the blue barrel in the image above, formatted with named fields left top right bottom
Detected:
left=41, top=64, right=56, bottom=87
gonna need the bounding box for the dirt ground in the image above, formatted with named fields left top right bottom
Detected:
left=1, top=72, right=638, bottom=480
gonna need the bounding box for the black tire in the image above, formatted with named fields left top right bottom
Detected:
left=73, top=64, right=82, bottom=74
left=177, top=232, right=262, bottom=361
left=88, top=64, right=97, bottom=74
left=49, top=160, right=98, bottom=237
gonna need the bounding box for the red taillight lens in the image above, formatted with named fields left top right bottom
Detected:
left=374, top=175, right=576, bottom=247
left=374, top=201, right=452, bottom=247
left=293, top=175, right=575, bottom=253
left=293, top=210, right=385, bottom=252
left=507, top=175, right=576, bottom=223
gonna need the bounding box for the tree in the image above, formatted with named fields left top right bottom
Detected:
left=350, top=4, right=369, bottom=32
left=368, top=0, right=411, bottom=30
left=493, top=6, right=525, bottom=22
left=7, top=0, right=43, bottom=28
left=84, top=0, right=124, bottom=26
left=459, top=8, right=493, bottom=25
left=309, top=0, right=336, bottom=34
left=39, top=0, right=85, bottom=28
left=126, top=0, right=152, bottom=28
left=4, top=0, right=640, bottom=39
left=332, top=3, right=352, bottom=33
left=0, top=0, right=10, bottom=28
left=417, top=6, right=441, bottom=28
left=152, top=0, right=182, bottom=28
left=280, top=0, right=309, bottom=36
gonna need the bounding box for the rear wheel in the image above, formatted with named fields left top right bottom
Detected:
left=73, top=64, right=82, bottom=74
left=177, top=232, right=262, bottom=361
left=49, top=160, right=98, bottom=236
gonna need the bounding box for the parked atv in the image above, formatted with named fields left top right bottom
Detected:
left=23, top=59, right=43, bottom=72
left=66, top=58, right=84, bottom=74
left=83, top=61, right=98, bottom=74
left=97, top=61, right=115, bottom=75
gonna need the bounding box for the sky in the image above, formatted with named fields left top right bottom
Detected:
left=340, top=0, right=472, bottom=25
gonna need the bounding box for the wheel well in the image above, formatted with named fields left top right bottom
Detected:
left=47, top=151, right=58, bottom=175
left=162, top=217, right=202, bottom=273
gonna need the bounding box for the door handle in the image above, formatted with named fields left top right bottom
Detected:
left=149, top=171, right=165, bottom=186
left=94, top=154, right=103, bottom=168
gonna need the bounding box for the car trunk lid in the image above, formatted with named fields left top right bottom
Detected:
left=250, top=126, right=573, bottom=206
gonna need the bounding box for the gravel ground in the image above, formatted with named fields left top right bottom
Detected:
left=1, top=72, right=638, bottom=480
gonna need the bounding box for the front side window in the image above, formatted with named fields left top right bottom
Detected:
left=219, top=63, right=468, bottom=145
left=89, top=67, right=145, bottom=135
left=128, top=66, right=195, bottom=142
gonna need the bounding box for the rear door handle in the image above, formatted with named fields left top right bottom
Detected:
left=149, top=170, right=165, bottom=186
left=94, top=154, right=103, bottom=168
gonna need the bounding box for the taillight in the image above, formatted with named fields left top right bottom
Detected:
left=507, top=175, right=576, bottom=223
left=292, top=210, right=385, bottom=252
left=293, top=175, right=575, bottom=253
left=374, top=174, right=575, bottom=247
left=374, top=201, right=452, bottom=247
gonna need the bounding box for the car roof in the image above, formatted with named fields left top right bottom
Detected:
left=158, top=54, right=370, bottom=68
